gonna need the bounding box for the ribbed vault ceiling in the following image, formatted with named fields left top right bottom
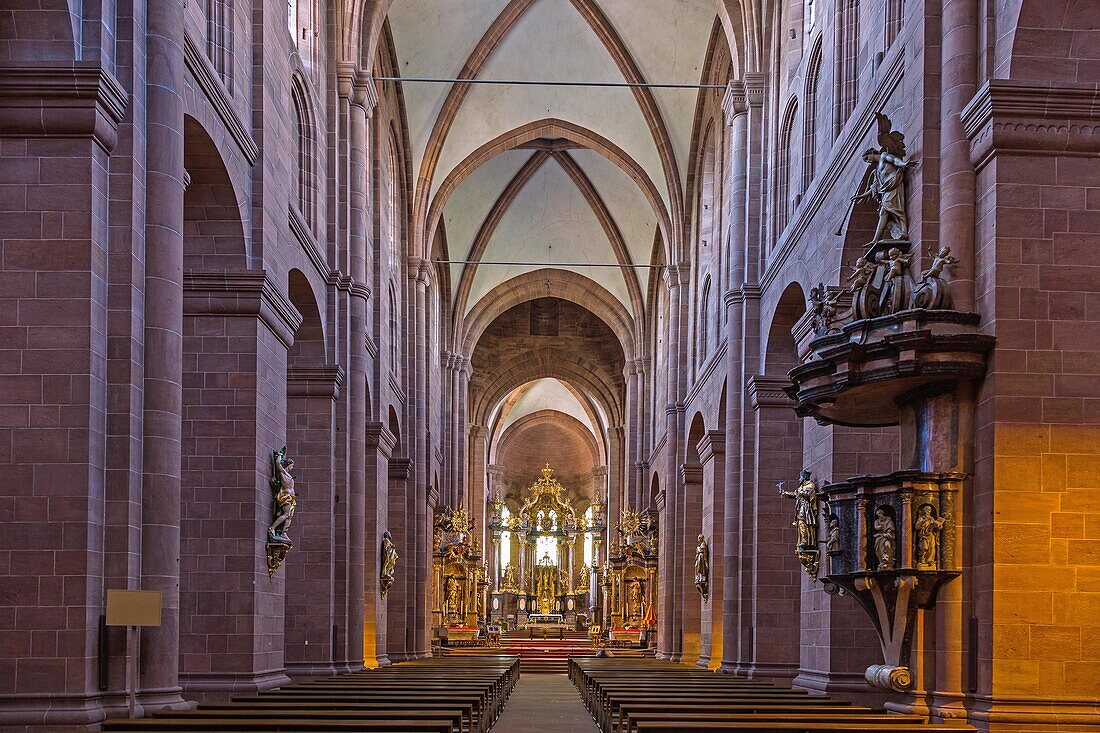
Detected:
left=387, top=0, right=719, bottom=318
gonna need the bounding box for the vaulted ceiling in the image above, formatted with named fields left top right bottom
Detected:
left=386, top=0, right=721, bottom=320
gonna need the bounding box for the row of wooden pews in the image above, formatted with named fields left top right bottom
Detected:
left=570, top=658, right=973, bottom=733
left=101, top=655, right=520, bottom=733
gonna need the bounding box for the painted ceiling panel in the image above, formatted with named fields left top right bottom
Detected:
left=441, top=149, right=532, bottom=290
left=428, top=0, right=668, bottom=211
left=385, top=0, right=512, bottom=174
left=464, top=158, right=631, bottom=315
left=595, top=0, right=718, bottom=188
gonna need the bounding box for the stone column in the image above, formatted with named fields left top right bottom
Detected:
left=365, top=422, right=397, bottom=666
left=284, top=366, right=344, bottom=681
left=385, top=457, right=413, bottom=661
left=931, top=0, right=979, bottom=718
left=632, top=357, right=651, bottom=509
left=719, top=81, right=749, bottom=675
left=678, top=462, right=703, bottom=663
left=939, top=0, right=979, bottom=312
left=455, top=359, right=471, bottom=507
left=345, top=67, right=376, bottom=674
left=657, top=265, right=687, bottom=660
left=409, top=260, right=432, bottom=658
left=697, top=431, right=725, bottom=669
left=607, top=428, right=625, bottom=522
left=140, top=0, right=188, bottom=708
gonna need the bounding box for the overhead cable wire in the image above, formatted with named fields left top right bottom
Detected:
left=374, top=76, right=726, bottom=90
left=433, top=260, right=665, bottom=268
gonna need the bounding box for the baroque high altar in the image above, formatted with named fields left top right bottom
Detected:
left=488, top=465, right=606, bottom=628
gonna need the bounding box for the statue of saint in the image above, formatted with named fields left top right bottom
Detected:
left=826, top=515, right=841, bottom=554
left=501, top=563, right=519, bottom=592
left=915, top=504, right=947, bottom=570
left=445, top=576, right=461, bottom=615
left=380, top=530, right=398, bottom=599
left=873, top=508, right=897, bottom=571
left=576, top=564, right=590, bottom=594
left=694, top=534, right=710, bottom=602
left=852, top=114, right=917, bottom=244
left=778, top=470, right=819, bottom=549
left=268, top=448, right=297, bottom=542
left=627, top=580, right=643, bottom=621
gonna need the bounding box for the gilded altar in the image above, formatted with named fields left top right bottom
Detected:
left=487, top=465, right=604, bottom=629
left=600, top=505, right=658, bottom=638
left=432, top=506, right=489, bottom=630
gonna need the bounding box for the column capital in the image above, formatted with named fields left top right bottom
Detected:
left=722, top=80, right=747, bottom=124
left=663, top=263, right=690, bottom=290
left=353, top=75, right=379, bottom=116
left=743, top=72, right=766, bottom=108
left=406, top=256, right=433, bottom=286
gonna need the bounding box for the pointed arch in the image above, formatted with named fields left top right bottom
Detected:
left=428, top=119, right=674, bottom=267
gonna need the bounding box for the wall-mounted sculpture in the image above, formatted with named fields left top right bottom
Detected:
left=694, top=534, right=710, bottom=602
left=778, top=470, right=820, bottom=581
left=380, top=530, right=398, bottom=599
left=266, top=447, right=296, bottom=576
left=915, top=504, right=947, bottom=570
left=849, top=113, right=918, bottom=246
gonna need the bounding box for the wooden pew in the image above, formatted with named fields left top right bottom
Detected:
left=570, top=657, right=972, bottom=733
left=102, top=655, right=518, bottom=733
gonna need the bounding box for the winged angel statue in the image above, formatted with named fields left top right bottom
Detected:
left=843, top=113, right=918, bottom=245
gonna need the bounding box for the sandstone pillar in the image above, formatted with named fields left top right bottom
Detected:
left=720, top=81, right=749, bottom=674
left=697, top=431, right=725, bottom=669
left=140, top=0, right=188, bottom=709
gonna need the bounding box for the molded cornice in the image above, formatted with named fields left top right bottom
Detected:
left=183, top=270, right=304, bottom=348
left=962, top=80, right=1100, bottom=170
left=0, top=62, right=126, bottom=151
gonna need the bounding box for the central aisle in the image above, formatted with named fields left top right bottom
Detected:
left=492, top=673, right=598, bottom=732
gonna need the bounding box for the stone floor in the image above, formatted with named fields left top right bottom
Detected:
left=491, top=674, right=598, bottom=732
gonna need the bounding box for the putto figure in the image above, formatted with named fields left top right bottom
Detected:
left=268, top=447, right=297, bottom=542
left=778, top=470, right=819, bottom=549
left=852, top=113, right=918, bottom=245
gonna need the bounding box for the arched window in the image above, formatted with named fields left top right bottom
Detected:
left=835, top=0, right=860, bottom=133
left=291, top=79, right=314, bottom=226
left=802, top=42, right=823, bottom=191
left=386, top=140, right=401, bottom=277
left=206, top=0, right=233, bottom=89
left=535, top=536, right=559, bottom=565
left=885, top=0, right=903, bottom=49
left=777, top=100, right=798, bottom=235
left=698, top=277, right=712, bottom=363
left=388, top=283, right=399, bottom=375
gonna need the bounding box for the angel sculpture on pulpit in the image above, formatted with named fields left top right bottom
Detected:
left=849, top=113, right=918, bottom=246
